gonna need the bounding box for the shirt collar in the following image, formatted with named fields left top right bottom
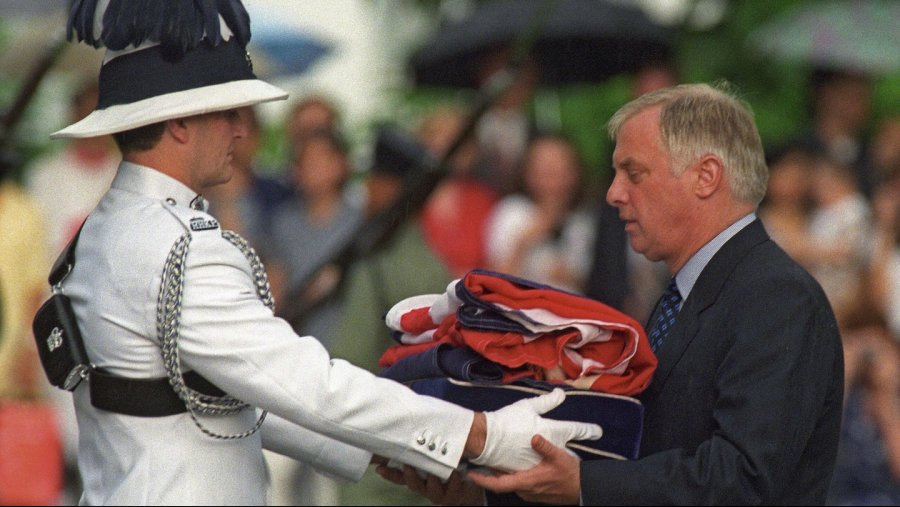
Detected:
left=111, top=161, right=207, bottom=211
left=674, top=213, right=757, bottom=302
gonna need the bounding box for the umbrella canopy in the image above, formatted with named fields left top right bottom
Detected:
left=244, top=4, right=334, bottom=78
left=748, top=0, right=900, bottom=75
left=249, top=29, right=332, bottom=78
left=409, top=0, right=673, bottom=88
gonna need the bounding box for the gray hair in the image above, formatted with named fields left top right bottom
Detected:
left=607, top=82, right=768, bottom=205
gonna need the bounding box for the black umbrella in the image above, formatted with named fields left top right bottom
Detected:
left=410, top=0, right=673, bottom=88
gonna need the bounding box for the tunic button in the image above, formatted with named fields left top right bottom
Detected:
left=416, top=435, right=427, bottom=446
left=165, top=198, right=177, bottom=205
left=441, top=444, right=448, bottom=455
left=428, top=442, right=436, bottom=451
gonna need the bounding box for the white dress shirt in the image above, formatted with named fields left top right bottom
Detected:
left=66, top=162, right=473, bottom=505
left=674, top=213, right=758, bottom=303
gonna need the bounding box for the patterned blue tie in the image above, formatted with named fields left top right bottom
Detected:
left=649, top=278, right=682, bottom=353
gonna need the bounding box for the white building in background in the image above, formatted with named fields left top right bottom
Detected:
left=246, top=0, right=436, bottom=138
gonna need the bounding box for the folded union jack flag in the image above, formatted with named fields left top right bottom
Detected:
left=379, top=269, right=657, bottom=396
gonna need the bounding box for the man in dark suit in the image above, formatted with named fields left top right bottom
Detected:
left=405, top=83, right=843, bottom=504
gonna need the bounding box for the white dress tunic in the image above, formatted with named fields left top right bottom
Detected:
left=66, top=162, right=473, bottom=505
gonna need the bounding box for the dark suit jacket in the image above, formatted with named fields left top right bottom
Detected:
left=581, top=219, right=844, bottom=505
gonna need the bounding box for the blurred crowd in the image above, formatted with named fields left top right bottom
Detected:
left=758, top=70, right=900, bottom=507
left=1, top=62, right=898, bottom=505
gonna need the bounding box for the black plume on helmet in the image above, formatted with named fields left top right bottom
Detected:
left=66, top=0, right=251, bottom=61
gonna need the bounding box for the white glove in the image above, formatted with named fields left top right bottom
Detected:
left=469, top=388, right=603, bottom=472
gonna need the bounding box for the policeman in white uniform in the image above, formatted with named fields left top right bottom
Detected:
left=41, top=2, right=601, bottom=505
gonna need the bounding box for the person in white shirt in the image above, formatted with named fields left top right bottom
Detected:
left=805, top=155, right=873, bottom=325
left=39, top=1, right=601, bottom=504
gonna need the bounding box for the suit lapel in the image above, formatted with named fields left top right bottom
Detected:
left=645, top=220, right=771, bottom=396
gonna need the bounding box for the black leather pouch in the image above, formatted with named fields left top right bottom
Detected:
left=31, top=224, right=91, bottom=391
left=32, top=293, right=91, bottom=391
